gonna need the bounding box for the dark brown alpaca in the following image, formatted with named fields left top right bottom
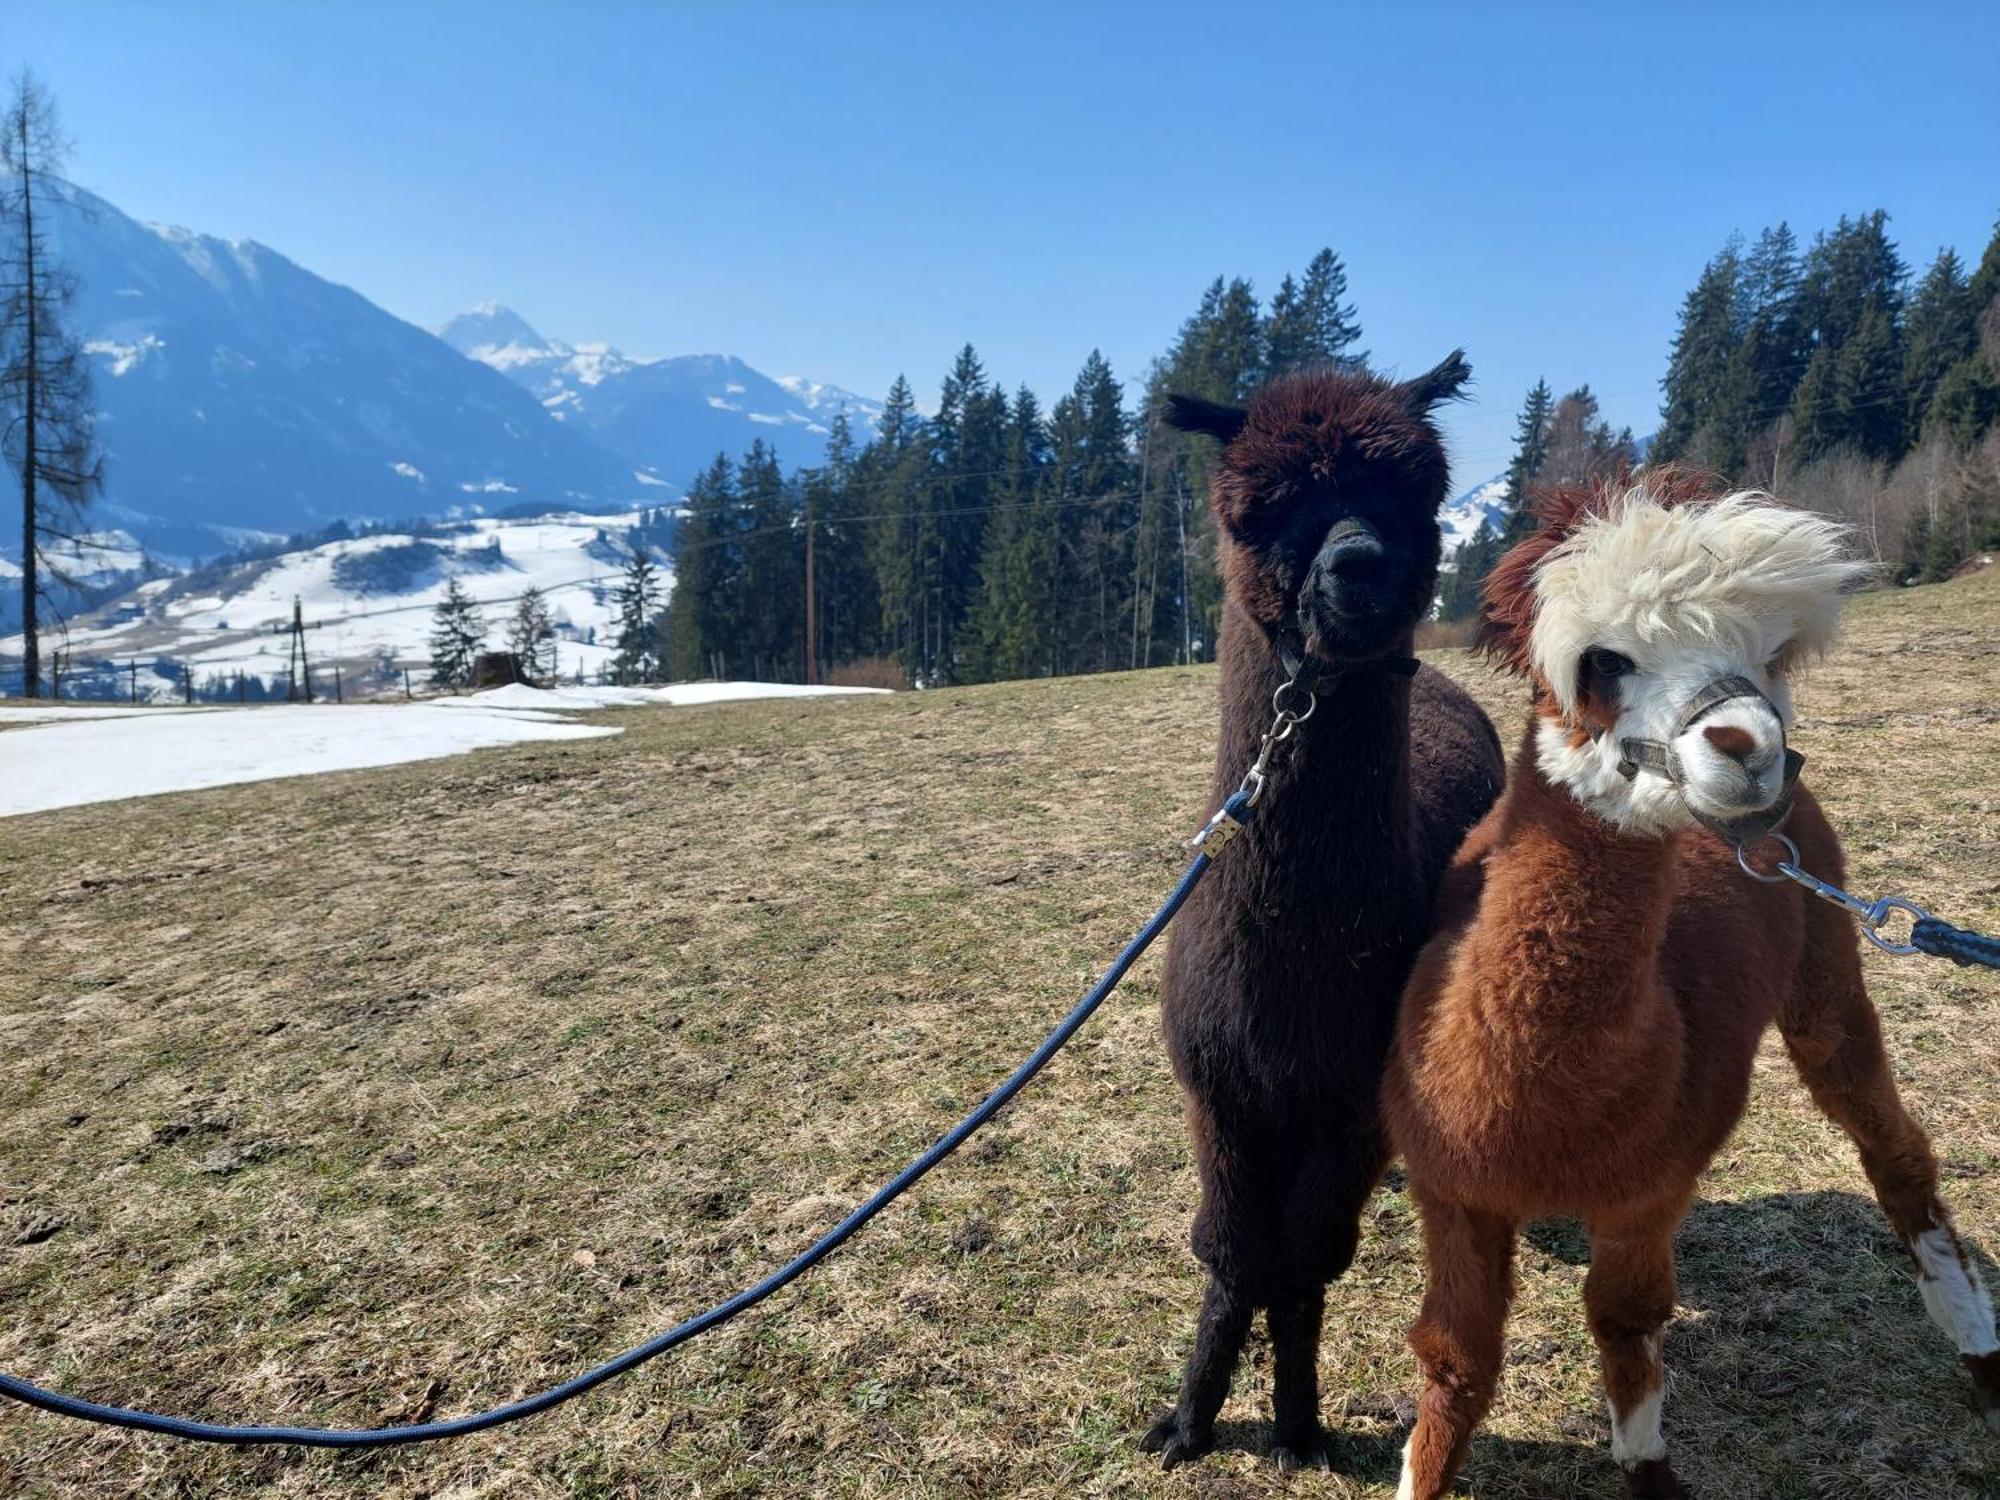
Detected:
left=1383, top=470, right=1999, bottom=1498
left=1143, top=358, right=1505, bottom=1468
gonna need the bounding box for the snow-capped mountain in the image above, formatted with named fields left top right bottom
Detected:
left=439, top=304, right=883, bottom=481
left=436, top=302, right=639, bottom=408
left=1437, top=472, right=1510, bottom=567
left=2, top=509, right=673, bottom=698
left=13, top=181, right=645, bottom=560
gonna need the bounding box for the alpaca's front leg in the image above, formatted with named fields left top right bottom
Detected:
left=1398, top=1195, right=1514, bottom=1500
left=1140, top=1275, right=1254, bottom=1467
left=1584, top=1206, right=1689, bottom=1498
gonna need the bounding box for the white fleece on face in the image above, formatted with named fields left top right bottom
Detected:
left=1528, top=488, right=1870, bottom=833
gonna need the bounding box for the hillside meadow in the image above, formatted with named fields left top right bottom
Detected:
left=1, top=569, right=1996, bottom=1499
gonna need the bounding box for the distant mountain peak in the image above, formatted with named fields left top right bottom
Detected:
left=437, top=302, right=558, bottom=358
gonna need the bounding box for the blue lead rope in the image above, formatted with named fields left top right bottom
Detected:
left=0, top=796, right=1256, bottom=1449
left=1911, top=915, right=2000, bottom=970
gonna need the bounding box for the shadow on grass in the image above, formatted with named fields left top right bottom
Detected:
left=1358, top=1190, right=1998, bottom=1496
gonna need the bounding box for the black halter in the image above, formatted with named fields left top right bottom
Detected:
left=1270, top=625, right=1420, bottom=688
left=1613, top=673, right=1806, bottom=845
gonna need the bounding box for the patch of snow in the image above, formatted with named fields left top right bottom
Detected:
left=0, top=703, right=209, bottom=726
left=83, top=334, right=166, bottom=376
left=0, top=703, right=619, bottom=817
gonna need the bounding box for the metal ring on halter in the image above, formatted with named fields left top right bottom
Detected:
left=1271, top=679, right=1317, bottom=722
left=1735, top=831, right=1800, bottom=884
left=1860, top=896, right=1931, bottom=956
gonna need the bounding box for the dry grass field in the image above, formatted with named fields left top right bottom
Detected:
left=2, top=569, right=1997, bottom=1499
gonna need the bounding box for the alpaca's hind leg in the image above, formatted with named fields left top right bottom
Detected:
left=1141, top=1275, right=1255, bottom=1467
left=1396, top=1193, right=1514, bottom=1500
left=1267, top=1288, right=1329, bottom=1469
left=1782, top=916, right=1999, bottom=1428
left=1267, top=1133, right=1387, bottom=1468
left=1584, top=1204, right=1690, bottom=1499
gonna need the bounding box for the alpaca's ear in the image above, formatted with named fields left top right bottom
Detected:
left=1163, top=393, right=1249, bottom=445
left=1395, top=350, right=1472, bottom=413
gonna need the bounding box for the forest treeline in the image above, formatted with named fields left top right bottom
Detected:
left=622, top=214, right=2000, bottom=687
left=1445, top=212, right=2000, bottom=618
left=1652, top=212, right=2000, bottom=582
left=647, top=251, right=1364, bottom=686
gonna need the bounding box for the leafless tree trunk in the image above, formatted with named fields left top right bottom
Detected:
left=2, top=71, right=102, bottom=697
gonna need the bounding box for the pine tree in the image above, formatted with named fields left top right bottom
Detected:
left=1436, top=520, right=1503, bottom=622
left=969, top=386, right=1052, bottom=680
left=1294, top=248, right=1366, bottom=370
left=876, top=374, right=919, bottom=452
left=508, top=585, right=555, bottom=682
left=427, top=576, right=486, bottom=689
left=1263, top=274, right=1305, bottom=377
left=732, top=440, right=800, bottom=679
left=1, top=72, right=104, bottom=697
left=1903, top=249, right=1975, bottom=439
left=612, top=545, right=664, bottom=683
left=1059, top=350, right=1133, bottom=674
left=1656, top=242, right=1742, bottom=464
left=1502, top=380, right=1554, bottom=515
left=662, top=454, right=733, bottom=680
left=1790, top=212, right=1909, bottom=462
left=921, top=345, right=1005, bottom=683
left=1969, top=215, right=2000, bottom=321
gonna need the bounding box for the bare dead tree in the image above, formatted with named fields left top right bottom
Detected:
left=2, top=70, right=103, bottom=697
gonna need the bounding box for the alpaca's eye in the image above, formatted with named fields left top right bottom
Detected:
left=1586, top=648, right=1636, bottom=679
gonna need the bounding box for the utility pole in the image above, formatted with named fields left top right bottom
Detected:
left=128, top=659, right=137, bottom=703
left=182, top=662, right=192, bottom=704
left=803, top=498, right=819, bottom=684
left=333, top=662, right=343, bottom=704
left=285, top=596, right=313, bottom=703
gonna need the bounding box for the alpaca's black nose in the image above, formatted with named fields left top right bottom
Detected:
left=1322, top=527, right=1387, bottom=583
left=1310, top=523, right=1390, bottom=612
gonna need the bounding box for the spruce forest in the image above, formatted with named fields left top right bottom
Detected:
left=650, top=218, right=2000, bottom=687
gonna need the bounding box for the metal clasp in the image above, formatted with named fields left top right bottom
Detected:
left=1185, top=673, right=1319, bottom=854
left=1735, top=832, right=1932, bottom=955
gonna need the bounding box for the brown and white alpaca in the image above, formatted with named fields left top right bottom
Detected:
left=1145, top=359, right=1505, bottom=1468
left=1382, top=468, right=1999, bottom=1499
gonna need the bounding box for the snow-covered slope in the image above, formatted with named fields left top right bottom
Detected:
left=439, top=304, right=882, bottom=480
left=2, top=510, right=672, bottom=698
left=1438, top=472, right=1510, bottom=567
left=13, top=181, right=644, bottom=559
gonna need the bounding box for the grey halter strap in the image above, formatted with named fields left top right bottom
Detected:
left=1613, top=673, right=1806, bottom=846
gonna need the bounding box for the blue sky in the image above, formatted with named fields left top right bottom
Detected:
left=11, top=0, right=1999, bottom=482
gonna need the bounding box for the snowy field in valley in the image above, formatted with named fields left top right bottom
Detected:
left=0, top=512, right=672, bottom=700
left=0, top=682, right=889, bottom=817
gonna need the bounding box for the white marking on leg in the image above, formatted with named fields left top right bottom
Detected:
left=1912, top=1226, right=2000, bottom=1356
left=1395, top=1435, right=1417, bottom=1500
left=1608, top=1387, right=1665, bottom=1468
left=1609, top=1331, right=1666, bottom=1469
